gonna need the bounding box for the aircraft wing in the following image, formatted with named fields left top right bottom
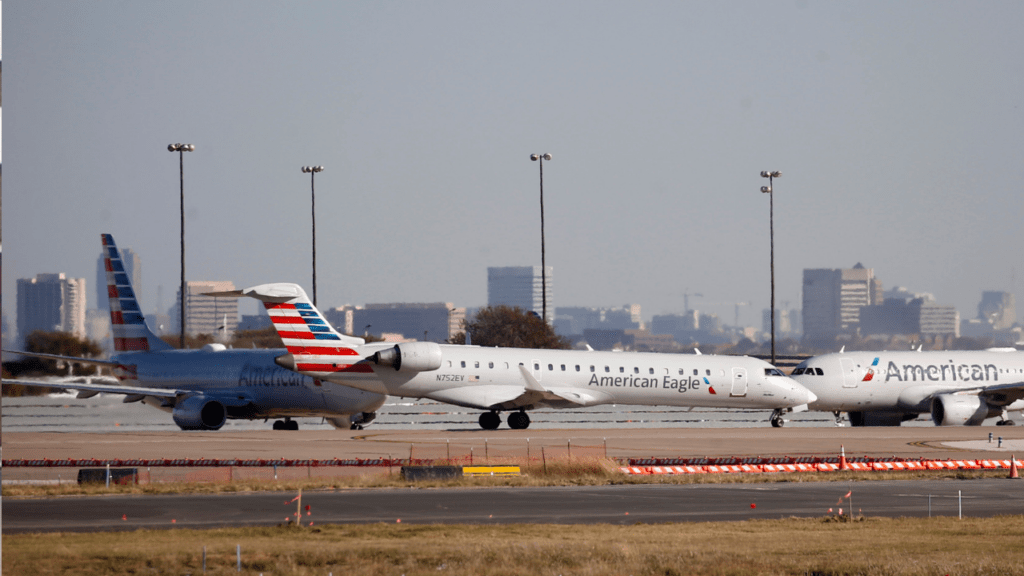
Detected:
left=2, top=349, right=121, bottom=368
left=2, top=378, right=181, bottom=399
left=975, top=380, right=1024, bottom=406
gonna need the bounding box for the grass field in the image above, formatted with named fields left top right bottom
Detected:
left=5, top=516, right=1024, bottom=575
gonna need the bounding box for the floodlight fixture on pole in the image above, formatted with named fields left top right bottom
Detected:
left=167, top=143, right=195, bottom=349
left=760, top=170, right=781, bottom=365
left=301, top=165, right=325, bottom=306
left=530, top=153, right=552, bottom=323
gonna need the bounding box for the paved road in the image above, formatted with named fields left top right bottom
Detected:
left=6, top=479, right=1023, bottom=533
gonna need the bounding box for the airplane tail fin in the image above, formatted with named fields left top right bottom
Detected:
left=101, top=234, right=173, bottom=352
left=208, top=283, right=370, bottom=375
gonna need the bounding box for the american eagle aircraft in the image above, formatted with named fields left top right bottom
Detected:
left=2, top=234, right=385, bottom=431
left=212, top=282, right=817, bottom=429
left=790, top=349, right=1024, bottom=426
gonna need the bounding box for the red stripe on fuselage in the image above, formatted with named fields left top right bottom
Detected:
left=297, top=363, right=374, bottom=373
left=288, top=346, right=359, bottom=356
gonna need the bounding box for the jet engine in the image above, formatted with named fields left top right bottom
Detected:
left=930, top=394, right=996, bottom=426
left=172, top=396, right=227, bottom=430
left=371, top=342, right=443, bottom=372
left=325, top=411, right=377, bottom=430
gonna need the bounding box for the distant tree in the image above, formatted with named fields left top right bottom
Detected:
left=448, top=305, right=571, bottom=349
left=231, top=326, right=284, bottom=349
left=24, top=331, right=103, bottom=376
left=2, top=331, right=104, bottom=396
left=159, top=333, right=215, bottom=350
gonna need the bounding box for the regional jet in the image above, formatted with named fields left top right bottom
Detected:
left=2, top=234, right=385, bottom=430
left=213, top=283, right=817, bottom=429
left=791, top=349, right=1024, bottom=426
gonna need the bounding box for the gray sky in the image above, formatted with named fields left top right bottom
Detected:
left=5, top=1, right=1023, bottom=327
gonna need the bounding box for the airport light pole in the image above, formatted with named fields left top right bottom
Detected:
left=530, top=153, right=552, bottom=323
left=301, top=165, right=325, bottom=306
left=168, top=143, right=195, bottom=349
left=760, top=170, right=781, bottom=365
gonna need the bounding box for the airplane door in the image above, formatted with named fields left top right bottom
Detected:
left=730, top=368, right=748, bottom=396
left=840, top=358, right=858, bottom=388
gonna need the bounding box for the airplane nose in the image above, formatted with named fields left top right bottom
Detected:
left=779, top=377, right=816, bottom=405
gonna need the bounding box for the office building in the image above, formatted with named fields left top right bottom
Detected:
left=802, top=264, right=882, bottom=340
left=977, top=291, right=1016, bottom=330
left=96, top=246, right=140, bottom=310
left=172, top=280, right=239, bottom=337
left=487, top=266, right=553, bottom=320
left=16, top=273, right=87, bottom=341
left=350, top=303, right=464, bottom=342
left=554, top=304, right=641, bottom=336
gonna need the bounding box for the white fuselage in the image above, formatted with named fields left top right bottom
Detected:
left=792, top=350, right=1024, bottom=413
left=312, top=343, right=814, bottom=411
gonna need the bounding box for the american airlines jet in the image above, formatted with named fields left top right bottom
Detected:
left=790, top=349, right=1024, bottom=426
left=2, top=234, right=386, bottom=431
left=212, top=283, right=817, bottom=429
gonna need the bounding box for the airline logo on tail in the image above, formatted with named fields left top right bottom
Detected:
left=102, top=234, right=171, bottom=352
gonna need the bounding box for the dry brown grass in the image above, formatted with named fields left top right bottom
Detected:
left=5, top=516, right=1024, bottom=575
left=3, top=456, right=1013, bottom=497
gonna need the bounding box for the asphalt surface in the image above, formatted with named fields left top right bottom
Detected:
left=5, top=426, right=1024, bottom=533
left=6, top=479, right=1024, bottom=533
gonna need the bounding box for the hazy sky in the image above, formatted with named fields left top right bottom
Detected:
left=5, top=2, right=1023, bottom=327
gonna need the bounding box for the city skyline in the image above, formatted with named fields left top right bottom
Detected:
left=5, top=3, right=1023, bottom=330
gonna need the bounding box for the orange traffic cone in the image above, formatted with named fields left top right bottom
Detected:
left=839, top=444, right=850, bottom=471
left=1011, top=455, right=1020, bottom=479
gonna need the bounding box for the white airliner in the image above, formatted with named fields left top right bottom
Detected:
left=2, top=234, right=385, bottom=431
left=790, top=349, right=1024, bottom=426
left=212, top=283, right=817, bottom=429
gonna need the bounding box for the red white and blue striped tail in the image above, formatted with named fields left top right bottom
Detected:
left=209, top=283, right=372, bottom=376
left=101, top=234, right=173, bottom=352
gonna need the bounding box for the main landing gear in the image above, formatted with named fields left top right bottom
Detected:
left=478, top=410, right=531, bottom=430
left=272, top=418, right=299, bottom=431
left=769, top=409, right=786, bottom=428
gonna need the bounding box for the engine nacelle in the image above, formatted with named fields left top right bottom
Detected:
left=172, top=396, right=227, bottom=430
left=371, top=342, right=443, bottom=372
left=325, top=411, right=377, bottom=430
left=930, top=394, right=996, bottom=426
left=848, top=411, right=918, bottom=426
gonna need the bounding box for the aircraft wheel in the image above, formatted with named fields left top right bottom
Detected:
left=287, top=420, right=299, bottom=431
left=997, top=420, right=1016, bottom=426
left=479, top=411, right=501, bottom=430
left=770, top=415, right=785, bottom=428
left=273, top=420, right=284, bottom=430
left=508, top=411, right=531, bottom=430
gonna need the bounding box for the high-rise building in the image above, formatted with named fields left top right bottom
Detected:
left=172, top=281, right=239, bottom=337
left=350, top=303, right=463, bottom=342
left=802, top=263, right=882, bottom=340
left=554, top=305, right=641, bottom=336
left=16, top=273, right=88, bottom=341
left=977, top=291, right=1016, bottom=330
left=96, top=247, right=140, bottom=310
left=487, top=266, right=553, bottom=319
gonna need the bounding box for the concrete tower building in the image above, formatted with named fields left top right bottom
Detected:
left=487, top=266, right=553, bottom=319
left=16, top=273, right=88, bottom=341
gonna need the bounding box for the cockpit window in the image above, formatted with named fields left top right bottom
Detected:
left=791, top=367, right=804, bottom=375
left=764, top=368, right=785, bottom=377
left=815, top=367, right=824, bottom=376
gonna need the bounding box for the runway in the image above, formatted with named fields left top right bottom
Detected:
left=6, top=479, right=1023, bottom=533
